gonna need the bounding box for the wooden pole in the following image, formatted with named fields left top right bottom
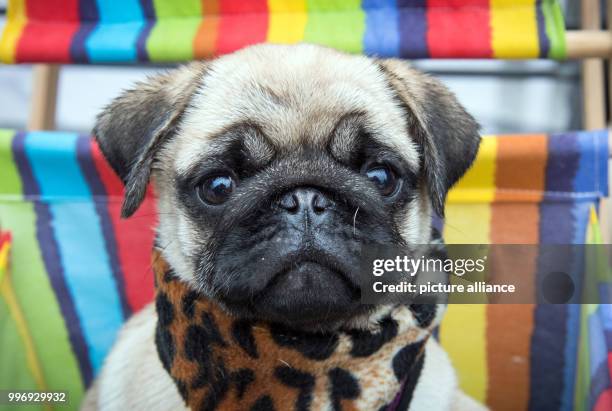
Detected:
left=566, top=31, right=612, bottom=58
left=580, top=2, right=606, bottom=130
left=579, top=0, right=609, bottom=242
left=28, top=64, right=60, bottom=131
left=604, top=0, right=612, bottom=243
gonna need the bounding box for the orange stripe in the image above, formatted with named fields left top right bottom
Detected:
left=493, top=134, right=548, bottom=202
left=486, top=134, right=547, bottom=410
left=194, top=0, right=220, bottom=58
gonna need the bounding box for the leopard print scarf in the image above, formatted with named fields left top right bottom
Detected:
left=152, top=250, right=441, bottom=411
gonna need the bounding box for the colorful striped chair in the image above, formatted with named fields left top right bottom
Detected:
left=0, top=0, right=566, bottom=63
left=1, top=1, right=611, bottom=411
left=1, top=130, right=609, bottom=411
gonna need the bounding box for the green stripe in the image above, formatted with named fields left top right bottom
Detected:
left=0, top=298, right=43, bottom=411
left=0, top=131, right=84, bottom=408
left=574, top=216, right=607, bottom=410
left=304, top=0, right=365, bottom=54
left=0, top=128, right=41, bottom=410
left=542, top=0, right=566, bottom=59
left=0, top=130, right=21, bottom=196
left=152, top=0, right=201, bottom=17
left=146, top=0, right=201, bottom=62
left=574, top=304, right=590, bottom=411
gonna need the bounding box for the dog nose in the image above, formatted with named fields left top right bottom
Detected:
left=278, top=188, right=331, bottom=216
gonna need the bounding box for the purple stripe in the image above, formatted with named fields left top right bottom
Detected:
left=12, top=132, right=93, bottom=386
left=70, top=0, right=99, bottom=63
left=397, top=0, right=428, bottom=58
left=75, top=136, right=131, bottom=319
left=528, top=304, right=567, bottom=411
left=135, top=0, right=155, bottom=61
left=529, top=134, right=581, bottom=411
left=135, top=22, right=154, bottom=61
left=542, top=133, right=580, bottom=196
left=535, top=0, right=550, bottom=58
left=12, top=132, right=38, bottom=197
left=139, top=0, right=155, bottom=18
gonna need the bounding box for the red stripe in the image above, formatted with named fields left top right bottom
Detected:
left=26, top=0, right=79, bottom=21
left=594, top=388, right=612, bottom=411
left=216, top=0, right=269, bottom=55
left=426, top=0, right=492, bottom=58
left=91, top=141, right=156, bottom=312
left=609, top=352, right=612, bottom=380
left=0, top=231, right=11, bottom=246
left=16, top=0, right=80, bottom=62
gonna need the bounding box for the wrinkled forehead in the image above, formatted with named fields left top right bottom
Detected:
left=174, top=45, right=419, bottom=173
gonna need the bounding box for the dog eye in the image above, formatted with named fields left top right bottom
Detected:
left=365, top=164, right=398, bottom=196
left=196, top=175, right=235, bottom=205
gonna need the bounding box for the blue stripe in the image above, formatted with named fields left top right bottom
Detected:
left=363, top=0, right=400, bottom=57
left=24, top=132, right=124, bottom=373
left=572, top=130, right=609, bottom=197
left=573, top=131, right=596, bottom=195
left=563, top=131, right=610, bottom=410
left=13, top=132, right=93, bottom=385
left=562, top=303, right=580, bottom=410
left=529, top=133, right=580, bottom=411
left=595, top=130, right=609, bottom=197
left=587, top=306, right=611, bottom=410
left=86, top=0, right=145, bottom=63
left=75, top=136, right=131, bottom=319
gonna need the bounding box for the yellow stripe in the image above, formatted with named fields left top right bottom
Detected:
left=440, top=137, right=496, bottom=404
left=440, top=305, right=488, bottom=403
left=0, top=242, right=9, bottom=281
left=0, top=243, right=50, bottom=399
left=447, top=136, right=497, bottom=204
left=491, top=0, right=539, bottom=58
left=0, top=0, right=27, bottom=63
left=267, top=0, right=307, bottom=44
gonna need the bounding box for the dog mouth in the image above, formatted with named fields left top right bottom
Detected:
left=247, top=252, right=362, bottom=325
left=262, top=259, right=359, bottom=297
left=260, top=248, right=360, bottom=293
left=213, top=247, right=363, bottom=325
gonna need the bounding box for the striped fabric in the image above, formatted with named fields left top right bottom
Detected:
left=0, top=129, right=608, bottom=410
left=0, top=0, right=566, bottom=63
left=440, top=131, right=611, bottom=411
left=576, top=210, right=612, bottom=411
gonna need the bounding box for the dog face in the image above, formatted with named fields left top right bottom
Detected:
left=95, top=44, right=480, bottom=329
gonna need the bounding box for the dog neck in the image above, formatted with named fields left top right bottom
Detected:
left=152, top=249, right=437, bottom=411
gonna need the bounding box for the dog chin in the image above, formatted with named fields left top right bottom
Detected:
left=256, top=261, right=363, bottom=325
left=216, top=260, right=367, bottom=329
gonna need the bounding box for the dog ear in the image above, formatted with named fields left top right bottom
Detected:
left=378, top=59, right=481, bottom=216
left=94, top=62, right=206, bottom=218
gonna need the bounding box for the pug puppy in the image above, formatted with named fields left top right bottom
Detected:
left=83, top=44, right=483, bottom=411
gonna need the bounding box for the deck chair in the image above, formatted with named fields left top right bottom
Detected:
left=1, top=130, right=608, bottom=410
left=1, top=1, right=611, bottom=410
